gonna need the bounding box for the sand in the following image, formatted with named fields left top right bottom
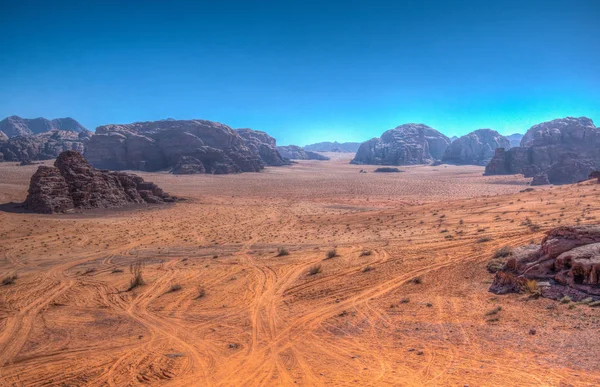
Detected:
left=0, top=156, right=599, bottom=386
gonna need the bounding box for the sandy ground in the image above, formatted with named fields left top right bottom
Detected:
left=0, top=156, right=599, bottom=386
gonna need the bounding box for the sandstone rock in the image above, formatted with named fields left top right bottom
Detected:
left=0, top=116, right=87, bottom=138
left=442, top=129, right=510, bottom=165
left=0, top=130, right=93, bottom=162
left=86, top=119, right=265, bottom=174
left=0, top=131, right=7, bottom=141
left=24, top=151, right=175, bottom=213
left=350, top=124, right=450, bottom=166
left=236, top=128, right=287, bottom=166
left=171, top=156, right=206, bottom=174
left=490, top=225, right=600, bottom=299
left=304, top=141, right=361, bottom=153
left=484, top=117, right=600, bottom=184
left=531, top=173, right=550, bottom=186
left=506, top=133, right=523, bottom=148
left=276, top=145, right=330, bottom=160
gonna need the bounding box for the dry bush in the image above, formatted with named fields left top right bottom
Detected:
left=477, top=237, right=493, bottom=243
left=128, top=259, right=145, bottom=291
left=485, top=306, right=502, bottom=316
left=308, top=264, right=322, bottom=275
left=486, top=259, right=504, bottom=273
left=276, top=247, right=289, bottom=257
left=409, top=276, right=423, bottom=285
left=493, top=246, right=512, bottom=258
left=2, top=273, right=17, bottom=286
left=196, top=288, right=206, bottom=299
left=359, top=250, right=372, bottom=257
left=522, top=279, right=540, bottom=295
left=362, top=265, right=372, bottom=273
left=325, top=249, right=337, bottom=259
left=169, top=284, right=182, bottom=292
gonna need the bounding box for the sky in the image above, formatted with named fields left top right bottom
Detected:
left=1, top=0, right=599, bottom=146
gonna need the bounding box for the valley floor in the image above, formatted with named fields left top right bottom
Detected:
left=0, top=157, right=599, bottom=386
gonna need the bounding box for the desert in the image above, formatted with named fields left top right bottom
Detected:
left=1, top=152, right=600, bottom=386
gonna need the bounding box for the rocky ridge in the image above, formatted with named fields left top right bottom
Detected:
left=0, top=130, right=93, bottom=162
left=442, top=129, right=510, bottom=165
left=0, top=116, right=87, bottom=138
left=276, top=145, right=330, bottom=160
left=24, top=151, right=175, bottom=213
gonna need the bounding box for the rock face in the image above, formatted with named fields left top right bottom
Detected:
left=85, top=119, right=266, bottom=174
left=236, top=128, right=287, bottom=166
left=0, top=131, right=7, bottom=141
left=0, top=116, right=87, bottom=138
left=530, top=173, right=550, bottom=186
left=276, top=145, right=330, bottom=160
left=442, top=129, right=510, bottom=165
left=350, top=124, right=450, bottom=165
left=490, top=225, right=600, bottom=300
left=0, top=130, right=92, bottom=162
left=24, top=151, right=175, bottom=213
left=304, top=141, right=361, bottom=153
left=506, top=133, right=523, bottom=148
left=484, top=117, right=600, bottom=184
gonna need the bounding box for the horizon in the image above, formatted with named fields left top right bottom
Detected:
left=1, top=0, right=599, bottom=146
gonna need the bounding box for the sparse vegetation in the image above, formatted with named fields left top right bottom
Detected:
left=493, top=246, right=512, bottom=258
left=362, top=265, right=372, bottom=273
left=308, top=264, right=322, bottom=275
left=169, top=284, right=182, bottom=292
left=128, top=259, right=145, bottom=291
left=196, top=288, right=206, bottom=299
left=325, top=249, right=337, bottom=259
left=276, top=247, right=289, bottom=257
left=410, top=276, right=423, bottom=285
left=359, top=250, right=372, bottom=257
left=2, top=273, right=18, bottom=286
left=477, top=237, right=493, bottom=243
left=522, top=279, right=540, bottom=296
left=485, top=306, right=502, bottom=316
left=486, top=259, right=504, bottom=273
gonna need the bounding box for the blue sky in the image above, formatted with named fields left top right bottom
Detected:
left=1, top=0, right=599, bottom=145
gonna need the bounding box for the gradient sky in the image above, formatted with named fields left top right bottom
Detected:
left=1, top=0, right=599, bottom=145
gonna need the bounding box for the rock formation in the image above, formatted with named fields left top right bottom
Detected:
left=276, top=145, right=330, bottom=160
left=0, top=116, right=87, bottom=138
left=236, top=128, right=288, bottom=166
left=85, top=119, right=266, bottom=174
left=484, top=117, right=600, bottom=184
left=530, top=173, right=550, bottom=186
left=24, top=151, right=175, bottom=213
left=442, top=129, right=510, bottom=165
left=506, top=133, right=523, bottom=148
left=0, top=130, right=92, bottom=162
left=490, top=225, right=600, bottom=301
left=350, top=124, right=450, bottom=165
left=0, top=131, right=7, bottom=141
left=304, top=141, right=361, bottom=153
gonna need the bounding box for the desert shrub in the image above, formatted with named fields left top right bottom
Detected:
left=2, top=273, right=17, bottom=286
left=308, top=264, right=322, bottom=275
left=486, top=259, right=504, bottom=273
left=493, top=246, right=512, bottom=258
left=485, top=306, right=502, bottom=316
left=374, top=167, right=403, bottom=173
left=196, top=288, right=206, bottom=299
left=111, top=268, right=124, bottom=273
left=522, top=279, right=540, bottom=295
left=359, top=250, right=372, bottom=257
left=325, top=249, right=337, bottom=259
left=363, top=265, right=372, bottom=273
left=410, top=276, right=423, bottom=285
left=400, top=297, right=410, bottom=304
left=477, top=237, right=492, bottom=243
left=276, top=247, right=289, bottom=257
left=128, top=259, right=145, bottom=291
left=83, top=267, right=96, bottom=275
left=169, top=284, right=182, bottom=292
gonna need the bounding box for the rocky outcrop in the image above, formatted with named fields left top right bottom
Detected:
left=236, top=128, right=287, bottom=166
left=24, top=151, right=175, bottom=213
left=442, top=129, right=509, bottom=165
left=0, top=130, right=93, bottom=162
left=304, top=141, right=361, bottom=153
left=0, top=116, right=87, bottom=138
left=350, top=124, right=450, bottom=165
left=0, top=131, right=7, bottom=141
left=85, top=119, right=265, bottom=174
left=484, top=117, right=600, bottom=184
left=276, top=145, right=330, bottom=160
left=489, top=225, right=600, bottom=300
left=506, top=133, right=523, bottom=148
left=530, top=173, right=550, bottom=186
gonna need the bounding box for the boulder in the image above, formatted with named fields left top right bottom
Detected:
left=276, top=145, right=330, bottom=160
left=0, top=116, right=87, bottom=138
left=490, top=225, right=600, bottom=300
left=484, top=117, right=600, bottom=185
left=530, top=173, right=550, bottom=186
left=236, top=128, right=288, bottom=166
left=24, top=151, right=175, bottom=213
left=0, top=130, right=93, bottom=162
left=85, top=119, right=265, bottom=174
left=350, top=123, right=450, bottom=165
left=442, top=129, right=510, bottom=165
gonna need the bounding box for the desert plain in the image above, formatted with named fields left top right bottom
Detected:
left=0, top=154, right=599, bottom=386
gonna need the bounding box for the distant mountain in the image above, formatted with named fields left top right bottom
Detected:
left=303, top=141, right=361, bottom=153
left=450, top=136, right=459, bottom=142
left=442, top=129, right=510, bottom=165
left=277, top=145, right=330, bottom=160
left=505, top=133, right=523, bottom=148
left=0, top=116, right=87, bottom=138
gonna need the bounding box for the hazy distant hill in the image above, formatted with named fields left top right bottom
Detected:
left=505, top=133, right=523, bottom=148
left=304, top=141, right=361, bottom=153
left=0, top=116, right=87, bottom=138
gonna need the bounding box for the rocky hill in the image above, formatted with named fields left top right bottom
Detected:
left=484, top=117, right=599, bottom=184
left=505, top=133, right=523, bottom=148
left=0, top=129, right=93, bottom=162
left=24, top=151, right=175, bottom=213
left=0, top=131, right=7, bottom=141
left=442, top=129, right=510, bottom=165
left=236, top=128, right=288, bottom=166
left=276, top=145, right=330, bottom=160
left=86, top=119, right=273, bottom=174
left=303, top=141, right=361, bottom=153
left=350, top=123, right=450, bottom=165
left=0, top=116, right=87, bottom=138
